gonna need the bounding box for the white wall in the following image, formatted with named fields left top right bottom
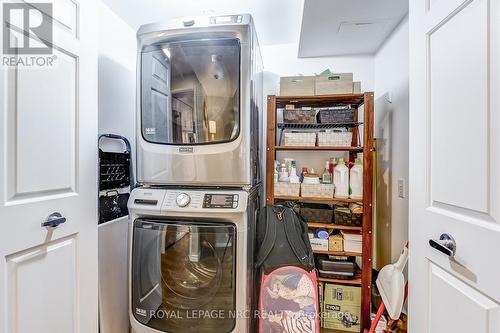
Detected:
left=98, top=3, right=137, bottom=154
left=97, top=3, right=136, bottom=333
left=262, top=42, right=374, bottom=94
left=373, top=17, right=409, bottom=268
left=261, top=42, right=375, bottom=173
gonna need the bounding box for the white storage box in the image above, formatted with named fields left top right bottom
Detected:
left=280, top=76, right=315, bottom=96
left=341, top=231, right=362, bottom=253
left=283, top=132, right=316, bottom=146
left=353, top=81, right=361, bottom=93
left=274, top=182, right=300, bottom=197
left=301, top=183, right=335, bottom=198
left=315, top=73, right=354, bottom=95
left=317, top=131, right=353, bottom=146
left=308, top=234, right=329, bottom=251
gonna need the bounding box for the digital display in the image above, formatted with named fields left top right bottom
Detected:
left=211, top=195, right=231, bottom=205
left=203, top=194, right=238, bottom=208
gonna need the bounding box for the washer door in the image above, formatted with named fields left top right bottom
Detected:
left=132, top=219, right=236, bottom=332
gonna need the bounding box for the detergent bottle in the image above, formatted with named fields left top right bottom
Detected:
left=349, top=158, right=363, bottom=199
left=333, top=158, right=349, bottom=198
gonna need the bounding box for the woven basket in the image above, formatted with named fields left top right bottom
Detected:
left=283, top=132, right=316, bottom=146
left=317, top=108, right=355, bottom=123
left=317, top=131, right=353, bottom=146
left=299, top=203, right=333, bottom=223
left=283, top=109, right=316, bottom=123
left=274, top=182, right=300, bottom=197
left=301, top=183, right=335, bottom=198
left=334, top=206, right=362, bottom=227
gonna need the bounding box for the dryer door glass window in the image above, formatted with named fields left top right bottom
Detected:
left=141, top=38, right=240, bottom=145
left=132, top=219, right=236, bottom=332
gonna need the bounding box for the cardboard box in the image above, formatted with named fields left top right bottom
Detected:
left=315, top=73, right=353, bottom=95
left=323, top=283, right=361, bottom=332
left=353, top=81, right=361, bottom=93
left=341, top=231, right=362, bottom=253
left=280, top=76, right=315, bottom=96
left=328, top=234, right=344, bottom=252
left=308, top=234, right=329, bottom=251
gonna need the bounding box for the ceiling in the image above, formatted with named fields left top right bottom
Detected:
left=298, top=0, right=408, bottom=57
left=100, top=0, right=304, bottom=46
left=102, top=0, right=408, bottom=57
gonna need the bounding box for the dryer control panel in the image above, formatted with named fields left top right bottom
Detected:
left=203, top=194, right=239, bottom=209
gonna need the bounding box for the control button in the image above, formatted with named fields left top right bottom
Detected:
left=176, top=193, right=191, bottom=207
left=233, top=202, right=238, bottom=208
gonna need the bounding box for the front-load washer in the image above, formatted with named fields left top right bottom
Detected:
left=128, top=187, right=259, bottom=333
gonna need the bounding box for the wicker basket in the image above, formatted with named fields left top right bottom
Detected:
left=299, top=203, right=333, bottom=223
left=317, top=108, right=355, bottom=123
left=317, top=131, right=353, bottom=146
left=328, top=234, right=344, bottom=252
left=274, top=182, right=301, bottom=197
left=334, top=206, right=363, bottom=227
left=301, top=183, right=335, bottom=198
left=283, top=109, right=316, bottom=123
left=283, top=132, right=316, bottom=146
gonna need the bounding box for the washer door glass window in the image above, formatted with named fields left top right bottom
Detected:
left=132, top=219, right=236, bottom=332
left=141, top=38, right=240, bottom=145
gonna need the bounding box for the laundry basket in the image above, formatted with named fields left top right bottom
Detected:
left=317, top=131, right=353, bottom=146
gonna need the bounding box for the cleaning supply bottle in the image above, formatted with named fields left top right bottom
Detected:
left=334, top=158, right=349, bottom=198
left=322, top=160, right=332, bottom=184
left=349, top=158, right=363, bottom=199
left=329, top=157, right=336, bottom=175
left=289, top=161, right=300, bottom=183
left=300, top=167, right=308, bottom=182
left=274, top=161, right=279, bottom=183
left=279, top=165, right=289, bottom=182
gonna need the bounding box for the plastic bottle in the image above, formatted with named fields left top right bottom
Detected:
left=349, top=158, right=363, bottom=199
left=333, top=158, right=349, bottom=198
left=300, top=167, right=308, bottom=182
left=289, top=166, right=300, bottom=183
left=279, top=165, right=289, bottom=182
left=274, top=161, right=279, bottom=183
left=322, top=160, right=332, bottom=184
left=329, top=157, right=336, bottom=175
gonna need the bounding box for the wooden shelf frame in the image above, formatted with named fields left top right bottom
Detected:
left=274, top=196, right=362, bottom=203
left=265, top=93, right=375, bottom=332
left=306, top=222, right=362, bottom=231
left=274, top=146, right=364, bottom=152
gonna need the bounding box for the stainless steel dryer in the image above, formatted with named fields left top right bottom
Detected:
left=128, top=187, right=258, bottom=333
left=136, top=14, right=263, bottom=187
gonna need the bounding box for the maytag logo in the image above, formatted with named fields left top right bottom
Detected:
left=179, top=147, right=193, bottom=153
left=135, top=308, right=147, bottom=317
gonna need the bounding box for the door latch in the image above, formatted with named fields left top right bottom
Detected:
left=42, top=212, right=66, bottom=229
left=429, top=233, right=456, bottom=257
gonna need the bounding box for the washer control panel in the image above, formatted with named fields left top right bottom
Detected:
left=203, top=194, right=239, bottom=209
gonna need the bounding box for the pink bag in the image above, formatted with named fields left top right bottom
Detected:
left=258, top=266, right=320, bottom=333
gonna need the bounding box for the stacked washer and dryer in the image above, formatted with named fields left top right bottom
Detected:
left=128, top=15, right=263, bottom=333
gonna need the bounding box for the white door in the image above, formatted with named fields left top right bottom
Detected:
left=409, top=0, right=500, bottom=332
left=0, top=1, right=98, bottom=333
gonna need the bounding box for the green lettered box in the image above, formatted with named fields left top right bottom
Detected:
left=322, top=283, right=361, bottom=332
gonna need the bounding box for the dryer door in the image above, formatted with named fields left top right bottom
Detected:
left=132, top=219, right=236, bottom=333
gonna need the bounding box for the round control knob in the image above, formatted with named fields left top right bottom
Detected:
left=176, top=193, right=191, bottom=207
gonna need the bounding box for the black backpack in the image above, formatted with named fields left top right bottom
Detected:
left=256, top=203, right=315, bottom=274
